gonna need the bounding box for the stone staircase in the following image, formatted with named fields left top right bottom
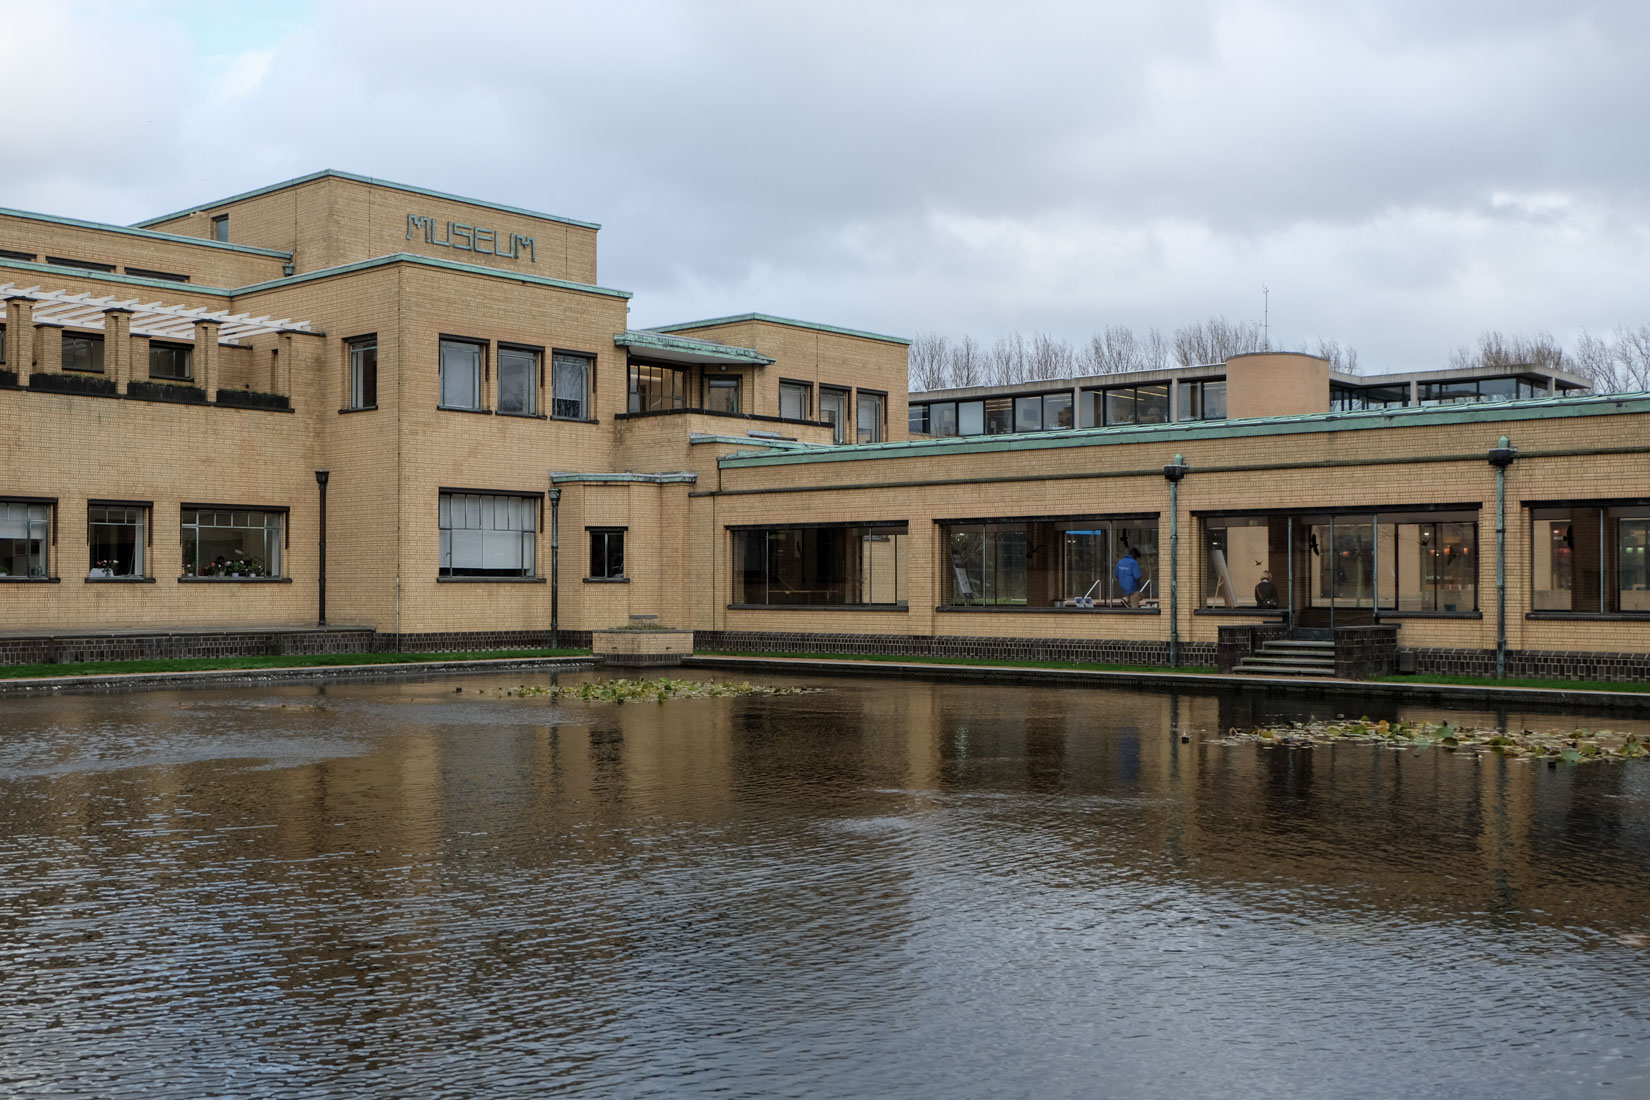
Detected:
left=1233, top=637, right=1336, bottom=678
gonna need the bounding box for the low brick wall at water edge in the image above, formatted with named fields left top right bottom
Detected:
left=692, top=630, right=1218, bottom=669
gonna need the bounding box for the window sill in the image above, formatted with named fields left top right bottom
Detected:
left=85, top=576, right=157, bottom=584
left=497, top=411, right=547, bottom=420
left=551, top=415, right=599, bottom=424
left=1526, top=611, right=1650, bottom=621
left=436, top=405, right=492, bottom=414
left=583, top=576, right=630, bottom=584
left=0, top=576, right=59, bottom=583
left=1194, top=608, right=1287, bottom=617
left=1376, top=610, right=1482, bottom=620
left=437, top=576, right=546, bottom=583
left=177, top=576, right=292, bottom=583
left=339, top=405, right=379, bottom=414
left=939, top=604, right=1161, bottom=614
left=727, top=602, right=908, bottom=612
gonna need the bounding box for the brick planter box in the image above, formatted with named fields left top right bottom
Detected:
left=592, top=628, right=694, bottom=668
left=127, top=379, right=207, bottom=404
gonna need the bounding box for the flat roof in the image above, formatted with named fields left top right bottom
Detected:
left=615, top=330, right=774, bottom=366
left=648, top=312, right=911, bottom=347
left=0, top=206, right=293, bottom=259
left=132, top=169, right=601, bottom=232
left=721, top=392, right=1650, bottom=467
left=233, top=253, right=632, bottom=300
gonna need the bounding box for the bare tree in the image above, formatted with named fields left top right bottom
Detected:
left=990, top=331, right=1031, bottom=385
left=1573, top=325, right=1650, bottom=393
left=1173, top=315, right=1268, bottom=366
left=1140, top=327, right=1170, bottom=372
left=908, top=332, right=950, bottom=392
left=1448, top=330, right=1566, bottom=373
left=1028, top=333, right=1077, bottom=380
left=1311, top=337, right=1360, bottom=375
left=1080, top=325, right=1139, bottom=375
left=948, top=334, right=988, bottom=389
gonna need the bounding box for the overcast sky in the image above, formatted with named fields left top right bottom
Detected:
left=8, top=0, right=1648, bottom=369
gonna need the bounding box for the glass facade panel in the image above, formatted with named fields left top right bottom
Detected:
left=628, top=363, right=687, bottom=413
left=1104, top=388, right=1135, bottom=425
left=731, top=524, right=907, bottom=606
left=942, top=518, right=1158, bottom=609
left=497, top=347, right=537, bottom=415
left=1203, top=516, right=1284, bottom=609
left=182, top=508, right=283, bottom=578
left=984, top=397, right=1014, bottom=435
left=1078, top=389, right=1103, bottom=428
left=438, top=492, right=536, bottom=578
left=0, top=501, right=50, bottom=578
left=88, top=504, right=145, bottom=578
left=439, top=339, right=482, bottom=409
left=149, top=342, right=192, bottom=381
left=1014, top=395, right=1042, bottom=433
left=62, top=333, right=104, bottom=373
left=958, top=400, right=984, bottom=436
left=856, top=392, right=885, bottom=443
left=1044, top=391, right=1073, bottom=429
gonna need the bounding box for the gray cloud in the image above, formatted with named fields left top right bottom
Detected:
left=5, top=0, right=1649, bottom=370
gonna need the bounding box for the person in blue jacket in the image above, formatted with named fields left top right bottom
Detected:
left=1115, top=547, right=1143, bottom=607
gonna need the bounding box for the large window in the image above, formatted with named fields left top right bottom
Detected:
left=1532, top=504, right=1650, bottom=613
left=1078, top=384, right=1170, bottom=427
left=588, top=528, right=625, bottom=579
left=819, top=387, right=848, bottom=443
left=439, top=338, right=484, bottom=410
left=1331, top=383, right=1407, bottom=412
left=88, top=503, right=147, bottom=578
left=780, top=380, right=812, bottom=421
left=182, top=508, right=283, bottom=578
left=552, top=352, right=591, bottom=420
left=498, top=346, right=539, bottom=415
left=1177, top=380, right=1227, bottom=421
left=1419, top=377, right=1552, bottom=406
left=211, top=214, right=229, bottom=242
left=348, top=335, right=377, bottom=409
left=856, top=391, right=886, bottom=443
left=0, top=500, right=50, bottom=578
left=150, top=341, right=193, bottom=381
left=1201, top=510, right=1478, bottom=614
left=439, top=492, right=537, bottom=578
left=943, top=517, right=1158, bottom=609
left=706, top=375, right=740, bottom=414
left=62, top=333, right=104, bottom=373
left=629, top=363, right=686, bottom=413
left=732, top=523, right=907, bottom=606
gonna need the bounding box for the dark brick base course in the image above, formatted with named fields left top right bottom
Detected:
left=0, top=628, right=595, bottom=666
left=1408, top=647, right=1650, bottom=682
left=693, top=629, right=1218, bottom=669
left=379, top=630, right=593, bottom=654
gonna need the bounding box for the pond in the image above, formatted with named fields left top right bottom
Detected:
left=1, top=670, right=1647, bottom=1098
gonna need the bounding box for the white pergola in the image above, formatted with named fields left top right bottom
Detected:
left=0, top=282, right=313, bottom=345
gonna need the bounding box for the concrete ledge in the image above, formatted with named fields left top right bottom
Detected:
left=682, top=656, right=1650, bottom=714
left=0, top=656, right=595, bottom=696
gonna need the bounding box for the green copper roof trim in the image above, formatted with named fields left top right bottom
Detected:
left=551, top=471, right=698, bottom=484
left=647, top=312, right=911, bottom=347
left=132, top=169, right=601, bottom=231
left=688, top=432, right=821, bottom=451
left=719, top=394, right=1650, bottom=468
left=232, top=253, right=632, bottom=299
left=0, top=257, right=235, bottom=298
left=614, top=330, right=775, bottom=364
left=0, top=206, right=293, bottom=259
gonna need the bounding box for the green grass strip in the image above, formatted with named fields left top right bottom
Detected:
left=0, top=649, right=591, bottom=680
left=696, top=650, right=1217, bottom=675
left=1372, top=673, right=1650, bottom=694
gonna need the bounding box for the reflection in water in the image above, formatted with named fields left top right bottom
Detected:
left=0, top=672, right=1647, bottom=1098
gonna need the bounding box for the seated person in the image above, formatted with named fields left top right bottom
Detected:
left=1254, top=572, right=1279, bottom=608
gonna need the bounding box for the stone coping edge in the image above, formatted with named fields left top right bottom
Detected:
left=682, top=656, right=1650, bottom=714
left=0, top=656, right=596, bottom=696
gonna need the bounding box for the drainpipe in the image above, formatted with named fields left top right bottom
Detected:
left=314, top=470, right=329, bottom=627
left=1487, top=436, right=1517, bottom=679
left=1163, top=455, right=1190, bottom=667
left=548, top=484, right=562, bottom=650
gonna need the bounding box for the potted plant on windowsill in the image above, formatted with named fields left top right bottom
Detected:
left=87, top=558, right=117, bottom=579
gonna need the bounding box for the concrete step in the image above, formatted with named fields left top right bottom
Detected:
left=1262, top=640, right=1335, bottom=652
left=1241, top=655, right=1336, bottom=669
left=1234, top=661, right=1337, bottom=677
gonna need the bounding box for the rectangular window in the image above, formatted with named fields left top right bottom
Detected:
left=929, top=401, right=958, bottom=436
left=0, top=248, right=35, bottom=261
left=588, top=528, right=626, bottom=579
left=439, top=338, right=483, bottom=410
left=181, top=508, right=283, bottom=578
left=347, top=336, right=377, bottom=409
left=943, top=517, right=1158, bottom=609
left=908, top=403, right=929, bottom=435
left=1043, top=391, right=1074, bottom=429
left=1178, top=380, right=1227, bottom=420
left=62, top=333, right=105, bottom=373
left=124, top=267, right=189, bottom=283
left=983, top=396, right=1014, bottom=435
left=0, top=500, right=51, bottom=578
left=706, top=375, right=740, bottom=414
left=732, top=523, right=907, bottom=607
left=819, top=387, right=849, bottom=443
left=149, top=341, right=193, bottom=381
left=1532, top=504, right=1650, bottom=614
left=1014, top=395, right=1042, bottom=433
left=780, top=380, right=812, bottom=421
left=88, top=504, right=147, bottom=578
left=628, top=363, right=686, bottom=413
left=958, top=400, right=984, bottom=436
left=856, top=391, right=885, bottom=443
left=46, top=257, right=115, bottom=272
left=497, top=346, right=539, bottom=415
left=552, top=352, right=591, bottom=420
left=212, top=215, right=229, bottom=242
left=438, top=492, right=537, bottom=578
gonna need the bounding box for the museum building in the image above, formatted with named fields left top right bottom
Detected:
left=2, top=170, right=1648, bottom=681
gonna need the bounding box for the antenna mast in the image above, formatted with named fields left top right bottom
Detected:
left=1262, top=284, right=1270, bottom=349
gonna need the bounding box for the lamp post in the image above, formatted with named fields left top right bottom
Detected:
left=548, top=484, right=562, bottom=650
left=1163, top=455, right=1190, bottom=667
left=1487, top=436, right=1517, bottom=679
left=314, top=470, right=330, bottom=627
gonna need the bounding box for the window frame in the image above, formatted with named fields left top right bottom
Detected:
left=496, top=343, right=542, bottom=417
left=779, top=379, right=813, bottom=422
left=0, top=496, right=56, bottom=581
left=855, top=389, right=887, bottom=444
left=729, top=520, right=909, bottom=609
left=148, top=340, right=194, bottom=381
left=438, top=335, right=487, bottom=411
left=437, top=489, right=543, bottom=581
left=62, top=331, right=106, bottom=373
left=1527, top=500, right=1650, bottom=618
left=705, top=374, right=740, bottom=414
left=819, top=386, right=850, bottom=444
left=587, top=527, right=627, bottom=581
left=211, top=214, right=229, bottom=242
left=627, top=360, right=687, bottom=414
left=179, top=504, right=288, bottom=581
left=551, top=350, right=594, bottom=421
left=345, top=334, right=378, bottom=410
left=937, top=513, right=1160, bottom=613
left=86, top=499, right=152, bottom=581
